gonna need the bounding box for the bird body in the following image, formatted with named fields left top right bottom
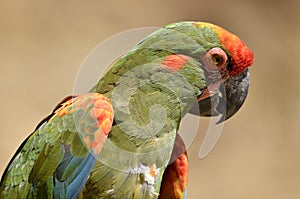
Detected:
left=0, top=21, right=253, bottom=199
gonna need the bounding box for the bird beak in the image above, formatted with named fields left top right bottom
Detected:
left=189, top=68, right=250, bottom=123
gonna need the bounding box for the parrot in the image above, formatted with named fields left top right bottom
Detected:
left=0, top=21, right=253, bottom=199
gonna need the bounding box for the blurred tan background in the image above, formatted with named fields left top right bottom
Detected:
left=0, top=1, right=299, bottom=198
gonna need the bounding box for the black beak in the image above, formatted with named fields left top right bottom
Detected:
left=189, top=68, right=250, bottom=123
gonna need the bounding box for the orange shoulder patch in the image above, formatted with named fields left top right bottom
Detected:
left=55, top=93, right=114, bottom=154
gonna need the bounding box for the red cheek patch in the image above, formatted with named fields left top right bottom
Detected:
left=162, top=54, right=188, bottom=71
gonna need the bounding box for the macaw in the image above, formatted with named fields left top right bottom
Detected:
left=0, top=21, right=253, bottom=199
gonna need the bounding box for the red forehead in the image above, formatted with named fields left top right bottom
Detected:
left=193, top=22, right=254, bottom=76
left=214, top=26, right=254, bottom=76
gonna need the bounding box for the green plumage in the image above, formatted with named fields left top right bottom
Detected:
left=0, top=21, right=253, bottom=199
left=84, top=27, right=206, bottom=197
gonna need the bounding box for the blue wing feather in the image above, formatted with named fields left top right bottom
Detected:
left=54, top=145, right=98, bottom=199
left=66, top=152, right=97, bottom=198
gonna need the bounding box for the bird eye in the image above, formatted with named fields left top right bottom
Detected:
left=211, top=54, right=224, bottom=66
left=202, top=47, right=228, bottom=69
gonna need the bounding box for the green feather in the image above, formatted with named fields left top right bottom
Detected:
left=29, top=140, right=64, bottom=187
left=70, top=133, right=89, bottom=157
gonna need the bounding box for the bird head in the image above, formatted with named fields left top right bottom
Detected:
left=137, top=21, right=253, bottom=121
left=183, top=22, right=253, bottom=121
